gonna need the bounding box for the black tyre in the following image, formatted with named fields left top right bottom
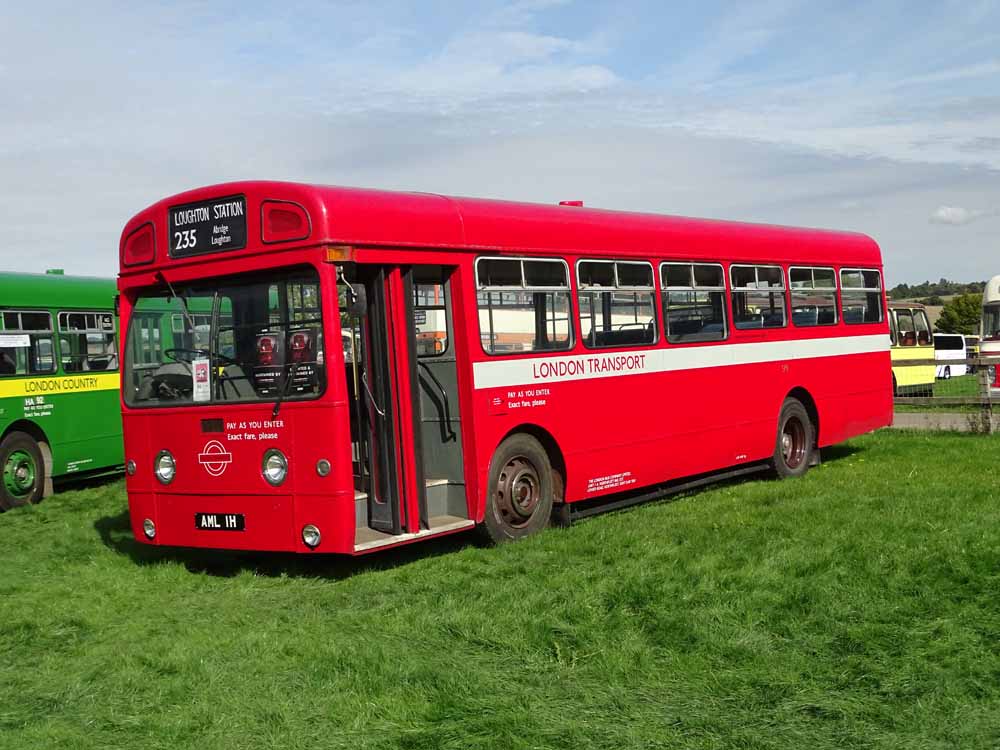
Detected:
left=772, top=399, right=814, bottom=479
left=0, top=431, right=45, bottom=511
left=943, top=366, right=951, bottom=380
left=481, top=433, right=554, bottom=543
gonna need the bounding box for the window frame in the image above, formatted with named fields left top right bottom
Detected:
left=788, top=265, right=839, bottom=328
left=412, top=273, right=450, bottom=358
left=892, top=308, right=917, bottom=347
left=913, top=307, right=932, bottom=346
left=839, top=267, right=884, bottom=324
left=729, top=263, right=788, bottom=330
left=660, top=261, right=728, bottom=344
left=0, top=308, right=56, bottom=377
left=123, top=267, right=327, bottom=408
left=57, top=309, right=119, bottom=373
left=575, top=259, right=658, bottom=350
left=475, top=255, right=574, bottom=356
left=2, top=309, right=54, bottom=333
left=476, top=256, right=571, bottom=293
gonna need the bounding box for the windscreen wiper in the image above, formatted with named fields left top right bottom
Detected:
left=156, top=271, right=198, bottom=335
left=272, top=361, right=298, bottom=418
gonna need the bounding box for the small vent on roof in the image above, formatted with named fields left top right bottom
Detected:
left=559, top=200, right=584, bottom=207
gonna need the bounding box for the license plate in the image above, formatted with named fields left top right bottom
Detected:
left=195, top=513, right=245, bottom=531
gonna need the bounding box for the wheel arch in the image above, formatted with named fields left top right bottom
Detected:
left=785, top=387, right=820, bottom=446
left=498, top=423, right=567, bottom=505
left=2, top=419, right=55, bottom=497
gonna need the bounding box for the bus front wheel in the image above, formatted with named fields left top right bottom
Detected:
left=772, top=399, right=814, bottom=479
left=0, top=432, right=45, bottom=511
left=481, top=433, right=554, bottom=543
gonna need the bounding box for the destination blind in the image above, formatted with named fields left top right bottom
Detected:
left=168, top=195, right=247, bottom=257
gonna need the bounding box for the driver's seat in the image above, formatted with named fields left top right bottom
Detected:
left=136, top=362, right=191, bottom=401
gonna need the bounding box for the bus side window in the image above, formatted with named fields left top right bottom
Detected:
left=58, top=311, right=118, bottom=372
left=661, top=262, right=727, bottom=343
left=578, top=260, right=657, bottom=349
left=0, top=348, right=16, bottom=375
left=841, top=269, right=883, bottom=324
left=1, top=310, right=55, bottom=376
left=730, top=265, right=786, bottom=330
left=476, top=257, right=572, bottom=354
left=789, top=267, right=838, bottom=327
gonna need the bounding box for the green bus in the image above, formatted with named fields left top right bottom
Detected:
left=0, top=271, right=123, bottom=509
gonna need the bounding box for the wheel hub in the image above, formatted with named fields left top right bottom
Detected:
left=4, top=449, right=37, bottom=498
left=781, top=417, right=806, bottom=469
left=495, top=456, right=541, bottom=528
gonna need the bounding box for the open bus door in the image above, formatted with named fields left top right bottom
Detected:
left=340, top=264, right=471, bottom=551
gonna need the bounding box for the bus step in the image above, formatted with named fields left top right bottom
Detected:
left=354, top=478, right=447, bottom=502
left=354, top=517, right=475, bottom=553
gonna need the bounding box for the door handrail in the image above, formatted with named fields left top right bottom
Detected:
left=361, top=371, right=386, bottom=417
left=416, top=360, right=457, bottom=442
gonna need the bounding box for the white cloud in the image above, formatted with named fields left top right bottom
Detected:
left=929, top=205, right=996, bottom=225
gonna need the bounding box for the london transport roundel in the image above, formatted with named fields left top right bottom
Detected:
left=198, top=440, right=233, bottom=477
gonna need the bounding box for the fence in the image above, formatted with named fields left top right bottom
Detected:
left=892, top=356, right=1000, bottom=432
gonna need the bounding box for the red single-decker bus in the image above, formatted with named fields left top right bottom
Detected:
left=118, top=182, right=892, bottom=555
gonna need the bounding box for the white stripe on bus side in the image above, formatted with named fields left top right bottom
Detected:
left=472, top=333, right=890, bottom=390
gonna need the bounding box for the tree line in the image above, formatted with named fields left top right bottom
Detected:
left=886, top=278, right=987, bottom=335
left=888, top=278, right=986, bottom=301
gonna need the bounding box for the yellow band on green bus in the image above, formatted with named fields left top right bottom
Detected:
left=0, top=372, right=120, bottom=399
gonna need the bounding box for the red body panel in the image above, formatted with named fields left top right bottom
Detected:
left=119, top=181, right=892, bottom=555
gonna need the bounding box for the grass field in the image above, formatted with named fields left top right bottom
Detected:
left=2, top=430, right=1000, bottom=749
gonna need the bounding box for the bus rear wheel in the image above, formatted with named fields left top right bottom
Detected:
left=481, top=433, right=554, bottom=543
left=772, top=399, right=814, bottom=479
left=1, top=432, right=45, bottom=510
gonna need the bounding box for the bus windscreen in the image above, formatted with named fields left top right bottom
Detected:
left=124, top=268, right=325, bottom=406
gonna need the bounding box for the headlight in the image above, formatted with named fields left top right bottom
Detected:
left=142, top=518, right=156, bottom=539
left=302, top=524, right=321, bottom=548
left=316, top=458, right=331, bottom=477
left=262, top=449, right=288, bottom=486
left=154, top=450, right=175, bottom=484
left=126, top=460, right=136, bottom=476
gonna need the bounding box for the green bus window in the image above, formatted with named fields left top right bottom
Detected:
left=0, top=310, right=55, bottom=376
left=57, top=311, right=118, bottom=372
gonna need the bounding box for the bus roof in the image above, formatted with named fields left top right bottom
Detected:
left=984, top=275, right=1000, bottom=304
left=120, top=181, right=884, bottom=276
left=888, top=301, right=927, bottom=310
left=0, top=272, right=116, bottom=310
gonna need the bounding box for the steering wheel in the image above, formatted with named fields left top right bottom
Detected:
left=164, top=348, right=238, bottom=366
left=164, top=347, right=207, bottom=364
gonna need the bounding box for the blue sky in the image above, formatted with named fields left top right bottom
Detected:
left=1, top=0, right=999, bottom=283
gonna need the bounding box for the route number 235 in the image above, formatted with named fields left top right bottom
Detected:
left=174, top=229, right=197, bottom=250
